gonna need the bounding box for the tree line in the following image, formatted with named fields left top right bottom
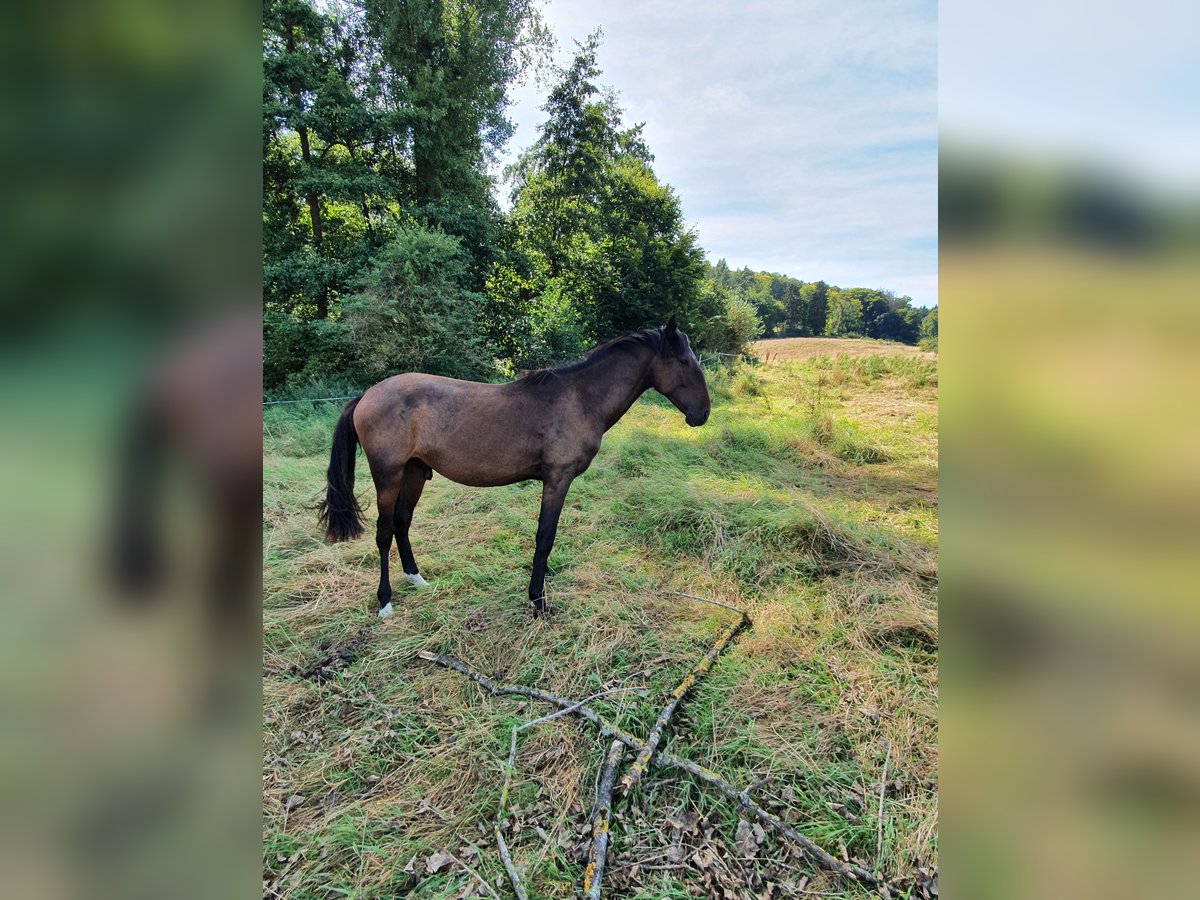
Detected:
left=263, top=0, right=934, bottom=394
left=705, top=261, right=937, bottom=349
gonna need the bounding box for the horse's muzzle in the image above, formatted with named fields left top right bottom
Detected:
left=685, top=409, right=710, bottom=427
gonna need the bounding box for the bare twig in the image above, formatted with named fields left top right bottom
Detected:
left=416, top=650, right=901, bottom=896
left=876, top=740, right=891, bottom=873
left=619, top=609, right=749, bottom=797
left=668, top=591, right=750, bottom=616
left=495, top=687, right=638, bottom=900
left=583, top=740, right=624, bottom=899
left=495, top=832, right=526, bottom=900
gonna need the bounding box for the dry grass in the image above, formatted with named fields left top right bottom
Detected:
left=754, top=336, right=936, bottom=364
left=263, top=349, right=938, bottom=898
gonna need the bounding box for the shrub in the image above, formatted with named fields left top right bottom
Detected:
left=338, top=224, right=493, bottom=382
left=264, top=310, right=358, bottom=392
left=731, top=361, right=766, bottom=398
left=517, top=280, right=590, bottom=370
left=694, top=285, right=764, bottom=357
left=918, top=306, right=938, bottom=351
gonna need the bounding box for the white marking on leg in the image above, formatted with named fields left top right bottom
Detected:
left=377, top=602, right=394, bottom=619
left=404, top=572, right=429, bottom=587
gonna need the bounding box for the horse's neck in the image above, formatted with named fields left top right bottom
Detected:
left=573, top=347, right=653, bottom=432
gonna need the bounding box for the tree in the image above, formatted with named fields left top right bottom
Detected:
left=693, top=281, right=763, bottom=355
left=339, top=224, right=491, bottom=381
left=919, top=306, right=938, bottom=350
left=500, top=32, right=707, bottom=357
left=894, top=305, right=924, bottom=343
left=263, top=0, right=346, bottom=319
left=857, top=289, right=892, bottom=338
left=777, top=279, right=803, bottom=335
left=824, top=290, right=864, bottom=336
left=364, top=0, right=549, bottom=206
left=263, top=0, right=548, bottom=386
left=805, top=280, right=830, bottom=336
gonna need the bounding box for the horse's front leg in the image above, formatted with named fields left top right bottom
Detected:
left=529, top=473, right=573, bottom=615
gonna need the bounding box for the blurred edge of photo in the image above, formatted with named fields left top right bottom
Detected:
left=0, top=1, right=261, bottom=898
left=941, top=1, right=1200, bottom=897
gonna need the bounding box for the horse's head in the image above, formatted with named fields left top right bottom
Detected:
left=649, top=316, right=711, bottom=427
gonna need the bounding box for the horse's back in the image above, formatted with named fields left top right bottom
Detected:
left=353, top=372, right=549, bottom=486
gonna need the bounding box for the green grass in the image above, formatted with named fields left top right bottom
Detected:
left=263, top=342, right=938, bottom=898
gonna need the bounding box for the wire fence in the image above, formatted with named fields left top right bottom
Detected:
left=262, top=395, right=359, bottom=407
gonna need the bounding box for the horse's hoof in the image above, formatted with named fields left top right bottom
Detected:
left=531, top=598, right=550, bottom=618
left=404, top=573, right=429, bottom=588
left=378, top=602, right=394, bottom=619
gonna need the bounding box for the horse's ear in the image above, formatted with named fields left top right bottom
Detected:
left=665, top=315, right=678, bottom=335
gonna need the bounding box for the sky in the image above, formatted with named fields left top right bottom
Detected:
left=496, top=0, right=939, bottom=306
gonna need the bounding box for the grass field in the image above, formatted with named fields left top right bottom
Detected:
left=263, top=337, right=939, bottom=898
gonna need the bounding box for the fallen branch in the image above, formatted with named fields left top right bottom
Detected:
left=619, top=607, right=748, bottom=797
left=416, top=650, right=898, bottom=896
left=496, top=687, right=638, bottom=900
left=583, top=740, right=624, bottom=899
left=495, top=832, right=525, bottom=900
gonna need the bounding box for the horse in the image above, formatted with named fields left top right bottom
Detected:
left=318, top=317, right=712, bottom=618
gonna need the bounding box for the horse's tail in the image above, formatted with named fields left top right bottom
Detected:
left=318, top=396, right=366, bottom=543
left=110, top=393, right=167, bottom=598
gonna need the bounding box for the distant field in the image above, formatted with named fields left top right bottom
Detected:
left=754, top=336, right=935, bottom=362
left=263, top=350, right=938, bottom=898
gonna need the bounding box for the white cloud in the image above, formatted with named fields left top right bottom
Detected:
left=499, top=0, right=938, bottom=305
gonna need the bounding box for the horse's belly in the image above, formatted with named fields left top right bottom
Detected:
left=419, top=445, right=541, bottom=488
left=431, top=461, right=540, bottom=488
left=440, top=469, right=539, bottom=488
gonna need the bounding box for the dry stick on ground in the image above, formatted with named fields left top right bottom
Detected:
left=583, top=739, right=624, bottom=899
left=495, top=688, right=640, bottom=900
left=667, top=591, right=750, bottom=615
left=416, top=650, right=900, bottom=897
left=619, top=603, right=749, bottom=797
left=494, top=832, right=524, bottom=900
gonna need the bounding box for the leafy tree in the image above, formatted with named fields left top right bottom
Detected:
left=339, top=224, right=491, bottom=382
left=824, top=290, right=864, bottom=336
left=726, top=270, right=778, bottom=335
left=501, top=32, right=707, bottom=355
left=894, top=305, right=924, bottom=343
left=701, top=264, right=933, bottom=346
left=858, top=289, right=893, bottom=338
left=363, top=0, right=550, bottom=206
left=779, top=279, right=806, bottom=335
left=263, top=0, right=547, bottom=386
left=693, top=281, right=763, bottom=355
left=919, top=306, right=938, bottom=350
left=264, top=0, right=358, bottom=319
left=805, top=280, right=829, bottom=336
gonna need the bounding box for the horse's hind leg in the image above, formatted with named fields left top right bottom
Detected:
left=374, top=481, right=400, bottom=619
left=394, top=460, right=429, bottom=587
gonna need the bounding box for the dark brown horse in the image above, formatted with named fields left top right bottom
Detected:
left=318, top=318, right=711, bottom=618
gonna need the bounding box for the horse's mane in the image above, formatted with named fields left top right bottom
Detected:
left=516, top=328, right=667, bottom=386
